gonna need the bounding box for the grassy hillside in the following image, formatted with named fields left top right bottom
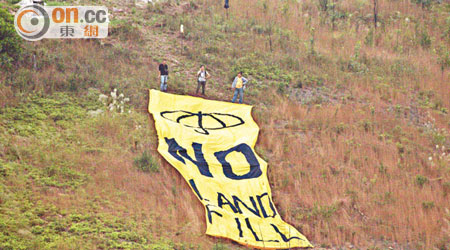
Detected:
left=1, top=0, right=450, bottom=249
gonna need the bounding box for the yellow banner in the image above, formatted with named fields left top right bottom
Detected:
left=148, top=90, right=312, bottom=249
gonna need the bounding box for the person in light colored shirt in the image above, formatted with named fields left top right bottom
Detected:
left=196, top=65, right=210, bottom=95
left=231, top=72, right=248, bottom=104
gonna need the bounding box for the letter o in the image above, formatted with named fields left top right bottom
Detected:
left=214, top=144, right=262, bottom=180
left=52, top=8, right=65, bottom=23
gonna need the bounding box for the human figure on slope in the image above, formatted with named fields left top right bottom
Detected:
left=196, top=65, right=211, bottom=96
left=159, top=60, right=169, bottom=92
left=231, top=72, right=248, bottom=104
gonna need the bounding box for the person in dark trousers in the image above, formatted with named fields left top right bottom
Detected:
left=231, top=72, right=248, bottom=104
left=196, top=65, right=210, bottom=95
left=158, top=60, right=169, bottom=92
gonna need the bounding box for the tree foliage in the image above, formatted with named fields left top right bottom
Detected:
left=0, top=7, right=22, bottom=68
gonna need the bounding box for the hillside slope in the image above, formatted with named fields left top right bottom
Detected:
left=1, top=0, right=450, bottom=249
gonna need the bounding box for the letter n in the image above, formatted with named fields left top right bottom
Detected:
left=165, top=138, right=213, bottom=177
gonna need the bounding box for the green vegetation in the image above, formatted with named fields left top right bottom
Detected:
left=0, top=176, right=151, bottom=250
left=415, top=174, right=429, bottom=187
left=134, top=151, right=159, bottom=173
left=0, top=93, right=197, bottom=250
left=211, top=243, right=229, bottom=250
left=0, top=6, right=22, bottom=68
left=0, top=93, right=98, bottom=136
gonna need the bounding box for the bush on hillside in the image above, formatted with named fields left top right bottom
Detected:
left=133, top=151, right=159, bottom=173
left=0, top=7, right=22, bottom=68
left=212, top=243, right=230, bottom=250
left=412, top=0, right=434, bottom=9
left=6, top=0, right=20, bottom=4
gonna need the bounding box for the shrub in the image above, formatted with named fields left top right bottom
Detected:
left=412, top=0, right=434, bottom=9
left=147, top=2, right=164, bottom=14
left=318, top=0, right=329, bottom=12
left=347, top=42, right=368, bottom=73
left=443, top=16, right=450, bottom=42
left=365, top=28, right=374, bottom=46
left=443, top=182, right=450, bottom=196
left=276, top=82, right=289, bottom=94
left=437, top=45, right=450, bottom=73
left=109, top=19, right=142, bottom=42
left=422, top=201, right=435, bottom=209
left=133, top=151, right=159, bottom=173
left=415, top=174, right=428, bottom=187
left=419, top=30, right=431, bottom=49
left=212, top=243, right=229, bottom=250
left=0, top=7, right=23, bottom=68
left=297, top=73, right=325, bottom=88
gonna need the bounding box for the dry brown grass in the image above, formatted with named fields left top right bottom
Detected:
left=256, top=99, right=449, bottom=248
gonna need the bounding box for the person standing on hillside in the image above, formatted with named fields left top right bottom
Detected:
left=231, top=72, right=248, bottom=104
left=196, top=65, right=210, bottom=96
left=158, top=60, right=169, bottom=92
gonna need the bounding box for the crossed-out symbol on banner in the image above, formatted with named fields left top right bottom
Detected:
left=160, top=110, right=245, bottom=135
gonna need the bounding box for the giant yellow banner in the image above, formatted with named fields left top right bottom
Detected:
left=148, top=90, right=312, bottom=249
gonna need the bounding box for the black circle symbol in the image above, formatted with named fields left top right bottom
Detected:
left=160, top=110, right=245, bottom=135
left=14, top=4, right=50, bottom=41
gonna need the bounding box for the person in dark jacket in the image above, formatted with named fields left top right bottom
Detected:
left=159, top=60, right=169, bottom=92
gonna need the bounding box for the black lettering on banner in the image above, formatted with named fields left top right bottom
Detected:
left=235, top=218, right=243, bottom=238
left=233, top=196, right=260, bottom=217
left=257, top=193, right=277, bottom=218
left=270, top=224, right=304, bottom=242
left=216, top=193, right=277, bottom=218
left=218, top=192, right=238, bottom=213
left=214, top=143, right=262, bottom=180
left=188, top=179, right=203, bottom=200
left=165, top=138, right=213, bottom=177
left=243, top=218, right=280, bottom=243
left=245, top=218, right=262, bottom=242
left=206, top=205, right=222, bottom=224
